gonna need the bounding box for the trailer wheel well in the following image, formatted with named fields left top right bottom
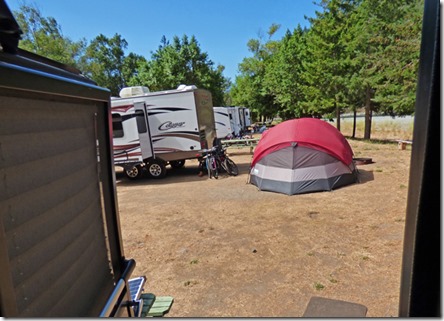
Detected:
left=169, top=159, right=186, bottom=168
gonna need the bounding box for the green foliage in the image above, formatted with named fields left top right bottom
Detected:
left=263, top=26, right=310, bottom=119
left=231, top=0, right=423, bottom=128
left=296, top=0, right=358, bottom=120
left=83, top=33, right=130, bottom=95
left=231, top=24, right=282, bottom=121
left=314, top=282, right=325, bottom=290
left=369, top=0, right=422, bottom=115
left=347, top=0, right=422, bottom=117
left=130, top=35, right=229, bottom=106
left=14, top=3, right=86, bottom=68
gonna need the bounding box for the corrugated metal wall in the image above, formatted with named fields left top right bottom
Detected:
left=0, top=95, right=115, bottom=316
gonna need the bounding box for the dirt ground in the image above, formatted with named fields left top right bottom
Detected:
left=116, top=138, right=412, bottom=317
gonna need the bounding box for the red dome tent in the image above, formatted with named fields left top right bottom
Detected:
left=249, top=118, right=358, bottom=195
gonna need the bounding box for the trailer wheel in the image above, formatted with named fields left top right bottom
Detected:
left=170, top=160, right=185, bottom=168
left=125, top=165, right=143, bottom=180
left=147, top=159, right=167, bottom=179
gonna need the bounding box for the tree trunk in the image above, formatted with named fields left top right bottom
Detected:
left=335, top=101, right=341, bottom=132
left=364, top=86, right=373, bottom=139
left=352, top=108, right=356, bottom=138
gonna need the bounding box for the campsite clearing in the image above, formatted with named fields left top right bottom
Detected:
left=116, top=138, right=411, bottom=317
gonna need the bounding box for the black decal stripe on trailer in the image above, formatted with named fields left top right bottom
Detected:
left=155, top=131, right=199, bottom=136
left=148, top=107, right=191, bottom=112
left=151, top=132, right=200, bottom=142
left=114, top=147, right=141, bottom=155
left=147, top=111, right=169, bottom=116
left=147, top=107, right=191, bottom=116
left=114, top=152, right=142, bottom=159
left=121, top=114, right=140, bottom=121
left=154, top=147, right=182, bottom=152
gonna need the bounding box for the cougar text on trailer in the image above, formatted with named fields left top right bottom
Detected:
left=111, top=85, right=217, bottom=179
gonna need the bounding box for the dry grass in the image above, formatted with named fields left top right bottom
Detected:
left=338, top=117, right=414, bottom=141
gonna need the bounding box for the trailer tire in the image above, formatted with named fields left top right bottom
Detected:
left=170, top=160, right=185, bottom=168
left=124, top=165, right=143, bottom=180
left=147, top=159, right=167, bottom=179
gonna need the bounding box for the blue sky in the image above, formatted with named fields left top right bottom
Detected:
left=5, top=0, right=319, bottom=82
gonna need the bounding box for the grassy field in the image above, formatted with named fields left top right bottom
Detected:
left=338, top=117, right=414, bottom=141
left=268, top=116, right=414, bottom=141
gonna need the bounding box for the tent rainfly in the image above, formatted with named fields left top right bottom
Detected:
left=249, top=118, right=358, bottom=195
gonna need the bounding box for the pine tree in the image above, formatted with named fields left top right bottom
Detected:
left=303, top=0, right=359, bottom=130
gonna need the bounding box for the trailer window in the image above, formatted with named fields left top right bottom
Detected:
left=112, top=114, right=124, bottom=138
left=135, top=110, right=147, bottom=133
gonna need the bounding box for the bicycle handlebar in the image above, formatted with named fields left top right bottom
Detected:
left=201, top=146, right=222, bottom=154
left=200, top=147, right=215, bottom=153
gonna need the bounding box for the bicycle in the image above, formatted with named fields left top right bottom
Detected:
left=200, top=145, right=239, bottom=178
left=215, top=145, right=239, bottom=176
left=201, top=147, right=219, bottom=179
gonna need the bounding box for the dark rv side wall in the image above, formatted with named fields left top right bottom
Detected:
left=398, top=0, right=441, bottom=316
left=194, top=89, right=217, bottom=149
left=0, top=2, right=132, bottom=314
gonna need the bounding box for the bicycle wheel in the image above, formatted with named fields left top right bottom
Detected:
left=213, top=163, right=219, bottom=179
left=223, top=157, right=239, bottom=176
left=205, top=157, right=212, bottom=178
left=210, top=156, right=218, bottom=179
left=220, top=157, right=229, bottom=173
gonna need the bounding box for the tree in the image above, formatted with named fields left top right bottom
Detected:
left=347, top=0, right=423, bottom=138
left=367, top=0, right=423, bottom=116
left=263, top=26, right=310, bottom=119
left=122, top=52, right=147, bottom=89
left=303, top=0, right=359, bottom=130
left=13, top=3, right=86, bottom=68
left=231, top=24, right=282, bottom=122
left=83, top=33, right=133, bottom=95
left=133, top=35, right=229, bottom=106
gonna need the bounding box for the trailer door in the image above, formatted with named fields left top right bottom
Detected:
left=134, top=102, right=154, bottom=160
left=239, top=107, right=246, bottom=131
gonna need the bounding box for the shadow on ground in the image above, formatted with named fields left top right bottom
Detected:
left=116, top=160, right=253, bottom=186
left=357, top=168, right=375, bottom=184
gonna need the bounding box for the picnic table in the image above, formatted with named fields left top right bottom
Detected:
left=221, top=137, right=260, bottom=154
left=396, top=139, right=413, bottom=150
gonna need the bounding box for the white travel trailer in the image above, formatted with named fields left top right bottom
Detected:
left=225, top=106, right=252, bottom=137
left=213, top=106, right=233, bottom=139
left=111, top=85, right=217, bottom=179
left=226, top=107, right=242, bottom=137
left=239, top=107, right=252, bottom=129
